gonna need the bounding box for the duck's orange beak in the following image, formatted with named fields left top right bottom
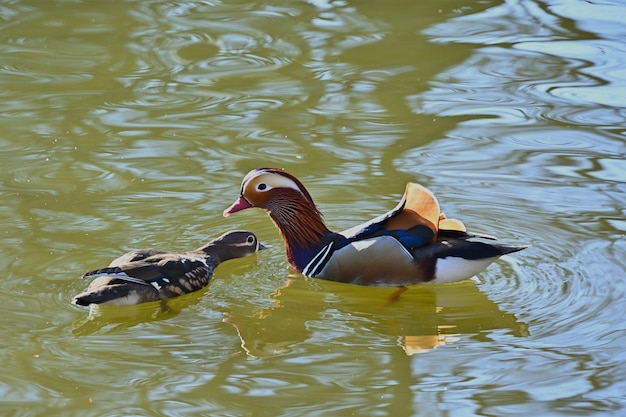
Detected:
left=223, top=196, right=253, bottom=217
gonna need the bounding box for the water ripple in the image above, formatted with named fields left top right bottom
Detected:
left=2, top=1, right=626, bottom=415
left=422, top=1, right=571, bottom=45
left=492, top=240, right=626, bottom=350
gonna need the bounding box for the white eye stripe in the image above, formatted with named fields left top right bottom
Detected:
left=233, top=241, right=254, bottom=247
left=250, top=173, right=301, bottom=194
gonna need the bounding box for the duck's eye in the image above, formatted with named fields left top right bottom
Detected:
left=247, top=235, right=255, bottom=244
left=257, top=183, right=268, bottom=191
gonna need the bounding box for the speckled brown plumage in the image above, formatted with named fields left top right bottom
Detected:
left=72, top=230, right=264, bottom=306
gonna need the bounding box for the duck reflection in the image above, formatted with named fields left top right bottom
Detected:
left=225, top=276, right=529, bottom=357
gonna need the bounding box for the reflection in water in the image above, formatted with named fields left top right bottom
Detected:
left=226, top=275, right=528, bottom=358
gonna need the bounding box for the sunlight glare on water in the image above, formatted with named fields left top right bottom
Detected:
left=1, top=0, right=625, bottom=416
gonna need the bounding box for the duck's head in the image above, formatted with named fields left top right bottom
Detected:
left=223, top=168, right=317, bottom=216
left=202, top=230, right=267, bottom=261
left=223, top=168, right=330, bottom=259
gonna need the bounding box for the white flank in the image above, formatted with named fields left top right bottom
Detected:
left=431, top=256, right=499, bottom=284
left=101, top=292, right=143, bottom=307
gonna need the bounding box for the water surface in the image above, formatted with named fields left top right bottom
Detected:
left=1, top=1, right=625, bottom=416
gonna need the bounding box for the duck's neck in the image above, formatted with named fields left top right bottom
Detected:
left=199, top=243, right=240, bottom=264
left=196, top=244, right=220, bottom=262
left=267, top=197, right=332, bottom=272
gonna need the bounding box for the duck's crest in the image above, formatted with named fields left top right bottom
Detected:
left=252, top=168, right=318, bottom=208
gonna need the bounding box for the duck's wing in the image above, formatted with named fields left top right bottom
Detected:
left=108, top=249, right=167, bottom=267
left=82, top=252, right=212, bottom=291
left=303, top=184, right=441, bottom=277
left=72, top=279, right=157, bottom=306
left=74, top=253, right=215, bottom=306
left=339, top=183, right=441, bottom=249
left=438, top=228, right=499, bottom=241
left=412, top=236, right=526, bottom=261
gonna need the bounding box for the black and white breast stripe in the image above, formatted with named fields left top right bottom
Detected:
left=302, top=241, right=336, bottom=277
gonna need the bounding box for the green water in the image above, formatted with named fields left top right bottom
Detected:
left=2, top=1, right=626, bottom=416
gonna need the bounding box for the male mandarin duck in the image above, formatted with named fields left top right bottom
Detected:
left=72, top=230, right=265, bottom=306
left=223, top=168, right=527, bottom=286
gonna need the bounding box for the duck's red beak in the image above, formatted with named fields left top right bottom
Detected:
left=223, top=196, right=253, bottom=217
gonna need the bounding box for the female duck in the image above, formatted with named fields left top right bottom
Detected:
left=72, top=230, right=265, bottom=306
left=223, top=168, right=527, bottom=286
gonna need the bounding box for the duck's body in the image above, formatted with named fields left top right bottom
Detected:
left=223, top=168, right=527, bottom=286
left=72, top=231, right=264, bottom=306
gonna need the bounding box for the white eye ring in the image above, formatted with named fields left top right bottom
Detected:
left=256, top=183, right=270, bottom=192
left=247, top=235, right=255, bottom=244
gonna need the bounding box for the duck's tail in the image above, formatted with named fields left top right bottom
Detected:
left=72, top=285, right=135, bottom=306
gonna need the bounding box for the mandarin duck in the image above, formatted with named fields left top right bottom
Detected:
left=72, top=230, right=265, bottom=306
left=223, top=168, right=527, bottom=286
